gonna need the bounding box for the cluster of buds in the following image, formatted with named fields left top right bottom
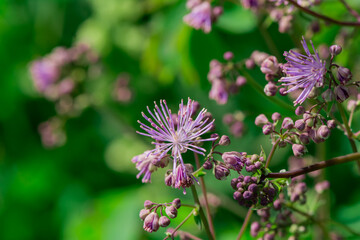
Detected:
left=208, top=52, right=246, bottom=104
left=183, top=0, right=223, bottom=33
left=38, top=117, right=66, bottom=148
left=255, top=108, right=335, bottom=157
left=288, top=181, right=307, bottom=204
left=132, top=150, right=170, bottom=183
left=223, top=112, right=245, bottom=137
left=113, top=73, right=132, bottom=103
left=232, top=175, right=279, bottom=208
left=139, top=198, right=181, bottom=233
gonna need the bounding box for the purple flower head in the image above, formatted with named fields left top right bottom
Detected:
left=136, top=98, right=216, bottom=189
left=280, top=37, right=326, bottom=105
left=132, top=151, right=169, bottom=183
left=183, top=2, right=212, bottom=33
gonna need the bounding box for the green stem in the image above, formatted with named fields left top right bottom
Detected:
left=329, top=219, right=360, bottom=237
left=240, top=67, right=294, bottom=112
left=163, top=209, right=196, bottom=240
left=190, top=185, right=214, bottom=240
left=236, top=209, right=253, bottom=240
left=257, top=16, right=282, bottom=60
left=336, top=102, right=360, bottom=170
left=194, top=153, right=216, bottom=239
left=266, top=138, right=281, bottom=167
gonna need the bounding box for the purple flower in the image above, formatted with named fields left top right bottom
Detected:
left=137, top=98, right=215, bottom=184
left=209, top=79, right=228, bottom=104
left=183, top=2, right=212, bottom=33
left=280, top=37, right=326, bottom=105
left=132, top=151, right=169, bottom=183
left=30, top=59, right=59, bottom=92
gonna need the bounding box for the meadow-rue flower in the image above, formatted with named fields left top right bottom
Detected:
left=183, top=2, right=212, bottom=33
left=132, top=151, right=169, bottom=183
left=280, top=37, right=326, bottom=105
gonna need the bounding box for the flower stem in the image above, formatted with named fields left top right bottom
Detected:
left=266, top=152, right=360, bottom=178
left=236, top=208, right=253, bottom=240
left=336, top=102, right=360, bottom=170
left=266, top=138, right=281, bottom=167
left=194, top=153, right=216, bottom=239
left=338, top=0, right=360, bottom=21
left=163, top=209, right=196, bottom=240
left=288, top=0, right=360, bottom=26
left=190, top=185, right=214, bottom=240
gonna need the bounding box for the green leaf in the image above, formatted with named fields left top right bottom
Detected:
left=216, top=6, right=257, bottom=34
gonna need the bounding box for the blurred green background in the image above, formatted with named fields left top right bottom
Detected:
left=1, top=0, right=360, bottom=239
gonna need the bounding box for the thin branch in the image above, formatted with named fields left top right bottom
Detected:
left=236, top=209, right=253, bottom=240
left=163, top=209, right=196, bottom=240
left=266, top=138, right=281, bottom=167
left=266, top=152, right=360, bottom=178
left=339, top=0, right=360, bottom=22
left=287, top=0, right=360, bottom=26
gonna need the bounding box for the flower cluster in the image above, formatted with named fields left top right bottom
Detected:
left=139, top=199, right=182, bottom=233
left=223, top=112, right=245, bottom=138
left=38, top=117, right=66, bottom=148
left=183, top=0, right=223, bottom=33
left=113, top=73, right=132, bottom=103
left=208, top=52, right=247, bottom=104
left=135, top=98, right=216, bottom=193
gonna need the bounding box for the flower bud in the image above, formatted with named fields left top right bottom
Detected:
left=264, top=82, right=278, bottom=96
left=321, top=89, right=335, bottom=102
left=327, top=120, right=336, bottom=129
left=335, top=85, right=350, bottom=102
left=203, top=160, right=213, bottom=170
left=236, top=76, right=246, bottom=87
left=165, top=173, right=173, bottom=186
left=279, top=88, right=287, bottom=96
left=245, top=58, right=255, bottom=69
left=315, top=180, right=330, bottom=194
left=282, top=117, right=294, bottom=130
left=159, top=216, right=170, bottom=227
left=250, top=221, right=261, bottom=237
left=264, top=233, right=275, bottom=240
left=337, top=67, right=352, bottom=84
left=330, top=45, right=342, bottom=56
left=273, top=199, right=282, bottom=210
left=255, top=114, right=269, bottom=126
left=172, top=198, right=181, bottom=209
left=165, top=205, right=178, bottom=219
left=211, top=133, right=219, bottom=140
left=279, top=141, right=287, bottom=148
left=317, top=125, right=330, bottom=139
left=261, top=56, right=279, bottom=75
left=294, top=119, right=305, bottom=131
left=271, top=112, right=281, bottom=121
left=222, top=151, right=241, bottom=165
left=144, top=200, right=154, bottom=209
left=262, top=123, right=273, bottom=135
left=212, top=6, right=223, bottom=17
left=139, top=209, right=150, bottom=220
left=230, top=121, right=244, bottom=137
left=219, top=135, right=231, bottom=146
left=143, top=212, right=160, bottom=233
left=292, top=144, right=305, bottom=157
left=214, top=164, right=230, bottom=180
left=223, top=51, right=234, bottom=61
left=295, top=106, right=305, bottom=116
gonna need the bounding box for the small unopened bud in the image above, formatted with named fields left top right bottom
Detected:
left=260, top=56, right=279, bottom=75
left=292, top=144, right=305, bottom=157
left=223, top=51, right=234, bottom=61
left=139, top=209, right=150, bottom=220
left=219, top=135, right=231, bottom=146
left=203, top=160, right=213, bottom=170
left=212, top=6, right=223, bottom=17
left=295, top=106, right=305, bottom=116
left=337, top=67, right=352, bottom=84
left=211, top=133, right=219, bottom=140
left=165, top=173, right=173, bottom=186
left=334, top=85, right=350, bottom=102
left=143, top=212, right=160, bottom=233
left=214, top=164, right=230, bottom=180
left=159, top=216, right=170, bottom=227
left=165, top=206, right=178, bottom=219
left=279, top=141, right=287, bottom=148
left=264, top=82, right=278, bottom=96
left=322, top=89, right=335, bottom=102
left=282, top=117, right=294, bottom=130
left=295, top=119, right=305, bottom=131
left=273, top=199, right=282, bottom=210
left=245, top=58, right=255, bottom=69
left=271, top=112, right=281, bottom=121
left=255, top=114, right=269, bottom=126
left=144, top=200, right=154, bottom=209
left=264, top=233, right=275, bottom=240
left=327, top=120, right=336, bottom=129
left=236, top=76, right=246, bottom=87
left=317, top=125, right=330, bottom=139
left=172, top=198, right=181, bottom=209
left=222, top=151, right=241, bottom=165
left=279, top=88, right=287, bottom=96
left=262, top=123, right=273, bottom=135
left=330, top=45, right=342, bottom=56
left=315, top=180, right=330, bottom=194
left=250, top=221, right=261, bottom=237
